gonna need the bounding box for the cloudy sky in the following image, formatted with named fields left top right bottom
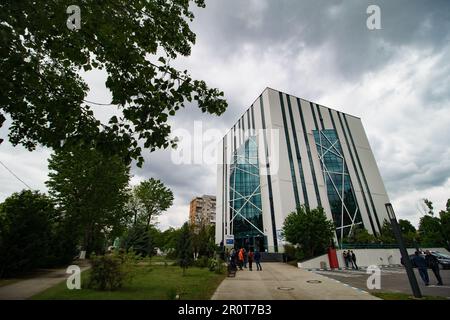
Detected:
left=1, top=0, right=450, bottom=230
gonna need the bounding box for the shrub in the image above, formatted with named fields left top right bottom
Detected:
left=283, top=244, right=297, bottom=262
left=194, top=256, right=209, bottom=268
left=208, top=257, right=225, bottom=274
left=87, top=252, right=134, bottom=290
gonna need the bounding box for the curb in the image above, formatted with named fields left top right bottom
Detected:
left=305, top=264, right=402, bottom=271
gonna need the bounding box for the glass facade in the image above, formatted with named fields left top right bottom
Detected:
left=229, top=136, right=266, bottom=250
left=313, top=129, right=363, bottom=242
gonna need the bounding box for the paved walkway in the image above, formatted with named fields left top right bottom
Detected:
left=211, top=262, right=379, bottom=300
left=0, top=262, right=90, bottom=300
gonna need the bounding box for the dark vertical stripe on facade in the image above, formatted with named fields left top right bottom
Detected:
left=330, top=110, right=377, bottom=236
left=259, top=95, right=278, bottom=252
left=241, top=117, right=244, bottom=144
left=238, top=119, right=242, bottom=146
left=316, top=104, right=325, bottom=130
left=310, top=102, right=320, bottom=131
left=251, top=105, right=256, bottom=132
left=298, top=98, right=322, bottom=207
left=342, top=114, right=382, bottom=232
left=247, top=110, right=251, bottom=136
left=233, top=125, right=236, bottom=153
left=287, top=95, right=310, bottom=208
left=279, top=92, right=300, bottom=208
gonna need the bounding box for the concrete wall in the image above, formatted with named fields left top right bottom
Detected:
left=298, top=248, right=450, bottom=269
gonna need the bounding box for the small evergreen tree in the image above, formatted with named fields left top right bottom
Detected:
left=177, top=223, right=193, bottom=275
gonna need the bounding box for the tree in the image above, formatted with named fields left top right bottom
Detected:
left=192, top=224, right=217, bottom=259
left=282, top=206, right=335, bottom=259
left=439, top=199, right=450, bottom=249
left=0, top=1, right=227, bottom=166
left=46, top=145, right=131, bottom=255
left=177, top=223, right=193, bottom=275
left=418, top=215, right=444, bottom=247
left=0, top=190, right=57, bottom=277
left=417, top=198, right=445, bottom=247
left=134, top=178, right=174, bottom=230
left=344, top=225, right=377, bottom=244
left=398, top=219, right=418, bottom=247
left=378, top=220, right=396, bottom=244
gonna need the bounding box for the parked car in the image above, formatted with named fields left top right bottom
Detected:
left=400, top=251, right=450, bottom=270
left=431, top=251, right=450, bottom=270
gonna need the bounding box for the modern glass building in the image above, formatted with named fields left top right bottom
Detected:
left=216, top=88, right=390, bottom=252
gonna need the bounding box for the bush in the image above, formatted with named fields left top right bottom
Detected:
left=283, top=244, right=297, bottom=262
left=87, top=252, right=134, bottom=290
left=208, top=257, right=225, bottom=274
left=194, top=256, right=209, bottom=268
left=283, top=244, right=305, bottom=262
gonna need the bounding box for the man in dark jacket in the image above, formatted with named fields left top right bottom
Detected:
left=254, top=249, right=262, bottom=271
left=351, top=251, right=358, bottom=270
left=425, top=250, right=443, bottom=285
left=412, top=251, right=429, bottom=286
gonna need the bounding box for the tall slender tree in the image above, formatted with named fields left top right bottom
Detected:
left=46, top=145, right=130, bottom=255
left=134, top=178, right=174, bottom=230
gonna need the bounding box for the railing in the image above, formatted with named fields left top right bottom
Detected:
left=340, top=243, right=400, bottom=249
left=340, top=243, right=443, bottom=249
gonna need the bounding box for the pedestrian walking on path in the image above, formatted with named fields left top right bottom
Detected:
left=254, top=249, right=262, bottom=271
left=412, top=251, right=429, bottom=286
left=248, top=249, right=254, bottom=271
left=425, top=250, right=443, bottom=285
left=343, top=251, right=349, bottom=268
left=351, top=251, right=358, bottom=270
left=238, top=248, right=244, bottom=270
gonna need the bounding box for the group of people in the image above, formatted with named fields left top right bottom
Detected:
left=342, top=250, right=358, bottom=269
left=411, top=250, right=444, bottom=286
left=227, top=247, right=262, bottom=272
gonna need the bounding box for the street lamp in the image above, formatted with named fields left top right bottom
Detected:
left=385, top=203, right=422, bottom=298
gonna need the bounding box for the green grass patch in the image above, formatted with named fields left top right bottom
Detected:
left=31, top=264, right=225, bottom=300
left=372, top=291, right=448, bottom=300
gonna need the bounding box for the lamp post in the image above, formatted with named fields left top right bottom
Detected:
left=385, top=203, right=422, bottom=298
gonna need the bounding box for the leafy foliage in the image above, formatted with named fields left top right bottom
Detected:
left=440, top=199, right=450, bottom=249
left=0, top=190, right=57, bottom=277
left=419, top=215, right=445, bottom=247
left=133, top=178, right=174, bottom=229
left=46, top=145, right=131, bottom=255
left=344, top=225, right=378, bottom=244
left=87, top=252, right=136, bottom=291
left=282, top=206, right=335, bottom=259
left=122, top=225, right=154, bottom=256
left=177, top=223, right=193, bottom=275
left=0, top=0, right=227, bottom=166
left=192, top=224, right=217, bottom=259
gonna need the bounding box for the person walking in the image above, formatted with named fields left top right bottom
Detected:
left=412, top=251, right=429, bottom=286
left=343, top=251, right=349, bottom=268
left=238, top=247, right=244, bottom=270
left=351, top=251, right=358, bottom=270
left=248, top=249, right=254, bottom=271
left=254, top=249, right=262, bottom=271
left=425, top=250, right=443, bottom=285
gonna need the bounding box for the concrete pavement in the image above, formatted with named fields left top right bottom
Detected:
left=0, top=262, right=90, bottom=300
left=211, top=262, right=379, bottom=300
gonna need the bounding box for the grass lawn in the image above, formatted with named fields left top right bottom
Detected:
left=31, top=264, right=226, bottom=300
left=372, top=291, right=449, bottom=300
